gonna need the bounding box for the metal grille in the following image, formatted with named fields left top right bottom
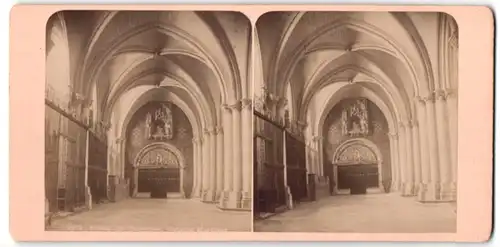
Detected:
left=285, top=132, right=308, bottom=202
left=45, top=103, right=87, bottom=212
left=253, top=111, right=286, bottom=215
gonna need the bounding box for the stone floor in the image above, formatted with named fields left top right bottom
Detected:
left=47, top=198, right=252, bottom=232
left=254, top=191, right=457, bottom=233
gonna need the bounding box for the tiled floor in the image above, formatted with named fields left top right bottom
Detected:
left=47, top=198, right=252, bottom=232
left=254, top=192, right=457, bottom=233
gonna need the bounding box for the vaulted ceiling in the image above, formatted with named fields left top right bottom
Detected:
left=46, top=10, right=252, bottom=138
left=255, top=11, right=456, bottom=134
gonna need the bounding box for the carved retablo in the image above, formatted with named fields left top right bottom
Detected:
left=145, top=103, right=174, bottom=140
left=341, top=99, right=370, bottom=137
left=138, top=148, right=179, bottom=167
left=336, top=144, right=377, bottom=165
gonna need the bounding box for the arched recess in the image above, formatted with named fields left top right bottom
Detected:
left=331, top=138, right=385, bottom=193
left=132, top=142, right=187, bottom=197
left=116, top=87, right=202, bottom=141
left=108, top=86, right=201, bottom=187
left=315, top=87, right=394, bottom=191
left=315, top=83, right=400, bottom=140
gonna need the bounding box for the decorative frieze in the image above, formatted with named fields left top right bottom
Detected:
left=335, top=144, right=377, bottom=165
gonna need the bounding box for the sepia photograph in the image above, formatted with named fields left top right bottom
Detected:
left=253, top=11, right=458, bottom=233
left=44, top=10, right=253, bottom=232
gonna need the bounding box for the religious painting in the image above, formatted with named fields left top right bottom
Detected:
left=341, top=99, right=370, bottom=137
left=145, top=103, right=174, bottom=140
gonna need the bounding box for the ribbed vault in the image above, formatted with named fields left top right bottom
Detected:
left=255, top=11, right=434, bottom=126
left=50, top=10, right=251, bottom=137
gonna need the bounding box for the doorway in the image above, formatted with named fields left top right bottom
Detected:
left=332, top=138, right=383, bottom=194
left=337, top=164, right=379, bottom=194
left=137, top=167, right=181, bottom=198
left=131, top=142, right=186, bottom=198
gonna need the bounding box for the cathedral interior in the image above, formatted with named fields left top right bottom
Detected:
left=45, top=10, right=252, bottom=231
left=253, top=11, right=458, bottom=232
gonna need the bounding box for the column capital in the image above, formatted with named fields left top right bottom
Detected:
left=423, top=93, right=436, bottom=103
left=241, top=98, right=253, bottom=110
left=192, top=137, right=200, bottom=144
left=296, top=120, right=308, bottom=129
left=204, top=127, right=215, bottom=135
left=387, top=131, right=398, bottom=139
left=221, top=103, right=232, bottom=112
left=414, top=96, right=426, bottom=105
left=445, top=88, right=457, bottom=98
left=268, top=95, right=280, bottom=105
left=197, top=135, right=205, bottom=144
left=399, top=120, right=414, bottom=129
left=410, top=119, right=418, bottom=128
left=276, top=97, right=288, bottom=108
left=433, top=89, right=449, bottom=101
left=229, top=101, right=242, bottom=111
left=215, top=126, right=223, bottom=135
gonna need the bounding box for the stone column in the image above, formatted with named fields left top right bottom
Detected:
left=424, top=95, right=440, bottom=201
left=219, top=104, right=233, bottom=208
left=241, top=98, right=253, bottom=210
left=215, top=126, right=224, bottom=200
left=229, top=101, right=243, bottom=209
left=206, top=128, right=217, bottom=202
left=393, top=133, right=401, bottom=192
left=411, top=120, right=422, bottom=196
left=402, top=121, right=415, bottom=196
left=84, top=130, right=92, bottom=208
left=398, top=122, right=407, bottom=196
left=387, top=132, right=396, bottom=192
left=416, top=97, right=431, bottom=201
left=202, top=128, right=217, bottom=202
left=195, top=136, right=203, bottom=198
left=191, top=137, right=201, bottom=198
left=119, top=138, right=126, bottom=179
left=201, top=129, right=211, bottom=201
left=318, top=137, right=324, bottom=177
left=435, top=90, right=454, bottom=201
left=446, top=89, right=458, bottom=200
left=314, top=137, right=321, bottom=177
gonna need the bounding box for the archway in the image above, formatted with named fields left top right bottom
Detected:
left=332, top=138, right=385, bottom=194
left=132, top=142, right=186, bottom=198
